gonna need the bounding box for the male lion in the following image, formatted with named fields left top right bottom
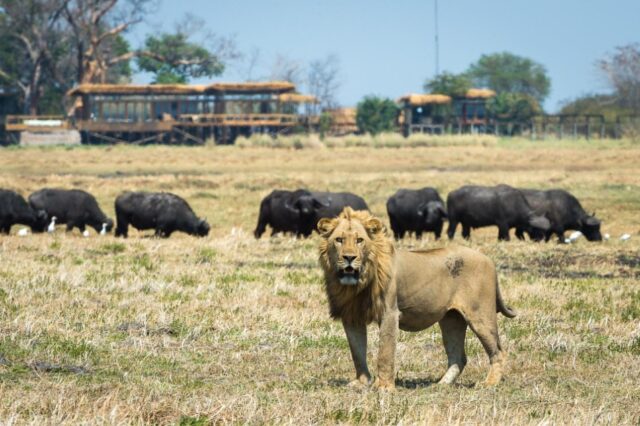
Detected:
left=318, top=207, right=516, bottom=390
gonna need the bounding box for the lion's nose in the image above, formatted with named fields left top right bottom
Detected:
left=343, top=255, right=356, bottom=264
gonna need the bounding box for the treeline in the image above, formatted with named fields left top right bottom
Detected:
left=0, top=0, right=231, bottom=115
left=354, top=46, right=640, bottom=136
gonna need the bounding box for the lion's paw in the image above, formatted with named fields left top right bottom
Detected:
left=347, top=376, right=372, bottom=389
left=372, top=378, right=396, bottom=392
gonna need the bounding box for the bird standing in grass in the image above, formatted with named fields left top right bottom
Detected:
left=100, top=223, right=108, bottom=236
left=620, top=233, right=631, bottom=241
left=17, top=228, right=29, bottom=237
left=47, top=216, right=57, bottom=233
left=83, top=230, right=90, bottom=237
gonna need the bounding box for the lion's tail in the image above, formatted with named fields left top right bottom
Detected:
left=495, top=272, right=517, bottom=318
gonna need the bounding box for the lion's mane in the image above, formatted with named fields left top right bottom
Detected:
left=318, top=208, right=395, bottom=325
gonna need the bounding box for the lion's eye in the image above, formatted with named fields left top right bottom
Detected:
left=356, top=238, right=364, bottom=244
left=335, top=237, right=343, bottom=243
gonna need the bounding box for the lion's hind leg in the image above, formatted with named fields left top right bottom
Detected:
left=467, top=315, right=505, bottom=386
left=438, top=310, right=468, bottom=384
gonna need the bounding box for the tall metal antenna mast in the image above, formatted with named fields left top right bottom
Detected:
left=434, top=0, right=440, bottom=77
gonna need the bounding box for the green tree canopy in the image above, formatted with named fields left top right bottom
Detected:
left=424, top=71, right=471, bottom=97
left=467, top=52, right=551, bottom=103
left=356, top=96, right=398, bottom=136
left=487, top=92, right=541, bottom=122
left=138, top=33, right=224, bottom=84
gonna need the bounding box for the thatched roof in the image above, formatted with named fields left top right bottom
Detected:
left=465, top=88, right=496, bottom=99
left=326, top=108, right=357, bottom=125
left=278, top=93, right=317, bottom=103
left=67, top=81, right=296, bottom=97
left=213, top=81, right=294, bottom=92
left=398, top=93, right=451, bottom=106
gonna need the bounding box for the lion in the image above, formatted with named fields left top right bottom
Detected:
left=317, top=207, right=516, bottom=390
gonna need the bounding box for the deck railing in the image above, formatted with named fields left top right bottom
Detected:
left=5, top=115, right=70, bottom=132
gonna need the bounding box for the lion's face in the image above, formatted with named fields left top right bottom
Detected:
left=318, top=209, right=385, bottom=286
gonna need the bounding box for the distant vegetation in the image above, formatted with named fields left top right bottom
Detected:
left=355, top=96, right=399, bottom=136
left=0, top=1, right=231, bottom=114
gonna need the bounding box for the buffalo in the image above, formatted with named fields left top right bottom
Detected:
left=0, top=189, right=48, bottom=234
left=515, top=189, right=602, bottom=242
left=115, top=191, right=209, bottom=238
left=288, top=191, right=369, bottom=237
left=254, top=189, right=311, bottom=238
left=29, top=188, right=113, bottom=234
left=386, top=187, right=447, bottom=240
left=447, top=184, right=550, bottom=241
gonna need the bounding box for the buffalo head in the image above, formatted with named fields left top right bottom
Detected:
left=31, top=209, right=49, bottom=233
left=580, top=213, right=602, bottom=241
left=417, top=201, right=447, bottom=226
left=286, top=194, right=330, bottom=217
left=196, top=218, right=210, bottom=237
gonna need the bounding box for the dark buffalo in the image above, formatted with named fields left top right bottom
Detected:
left=29, top=188, right=113, bottom=234
left=0, top=189, right=48, bottom=234
left=115, top=191, right=209, bottom=238
left=288, top=191, right=369, bottom=237
left=515, top=189, right=602, bottom=242
left=447, top=184, right=550, bottom=241
left=386, top=187, right=447, bottom=240
left=254, top=189, right=311, bottom=238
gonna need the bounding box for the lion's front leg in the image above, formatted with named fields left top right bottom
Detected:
left=342, top=320, right=372, bottom=387
left=374, top=308, right=399, bottom=391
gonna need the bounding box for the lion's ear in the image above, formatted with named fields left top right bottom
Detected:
left=364, top=217, right=385, bottom=237
left=317, top=217, right=337, bottom=237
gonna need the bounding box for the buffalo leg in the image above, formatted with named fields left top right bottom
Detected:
left=114, top=214, right=128, bottom=238
left=515, top=227, right=525, bottom=240
left=462, top=224, right=471, bottom=240
left=447, top=219, right=458, bottom=240
left=497, top=223, right=510, bottom=241
left=434, top=223, right=443, bottom=240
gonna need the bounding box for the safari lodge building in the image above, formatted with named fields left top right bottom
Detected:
left=397, top=88, right=496, bottom=136
left=65, top=81, right=317, bottom=144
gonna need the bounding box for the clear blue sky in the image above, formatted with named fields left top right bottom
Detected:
left=130, top=0, right=640, bottom=112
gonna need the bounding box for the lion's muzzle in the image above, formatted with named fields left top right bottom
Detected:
left=337, top=256, right=361, bottom=285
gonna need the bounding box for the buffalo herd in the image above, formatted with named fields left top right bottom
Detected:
left=254, top=185, right=602, bottom=243
left=0, top=189, right=209, bottom=238
left=0, top=184, right=601, bottom=242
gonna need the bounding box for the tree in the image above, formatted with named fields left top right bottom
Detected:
left=356, top=96, right=398, bottom=136
left=0, top=0, right=69, bottom=114
left=467, top=52, right=551, bottom=103
left=137, top=32, right=224, bottom=84
left=597, top=43, right=640, bottom=113
left=63, top=0, right=152, bottom=84
left=307, top=54, right=341, bottom=112
left=487, top=92, right=541, bottom=122
left=424, top=71, right=471, bottom=97
left=269, top=54, right=304, bottom=87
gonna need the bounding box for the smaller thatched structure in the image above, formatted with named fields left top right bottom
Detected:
left=465, top=88, right=496, bottom=99
left=326, top=108, right=358, bottom=135
left=397, top=93, right=451, bottom=106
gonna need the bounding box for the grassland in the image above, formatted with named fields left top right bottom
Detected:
left=0, top=138, right=639, bottom=424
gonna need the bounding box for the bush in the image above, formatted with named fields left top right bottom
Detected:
left=356, top=96, right=399, bottom=136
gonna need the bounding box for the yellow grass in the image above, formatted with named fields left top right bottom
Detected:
left=0, top=140, right=639, bottom=424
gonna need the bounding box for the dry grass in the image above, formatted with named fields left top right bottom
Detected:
left=235, top=132, right=500, bottom=149
left=0, top=139, right=639, bottom=424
